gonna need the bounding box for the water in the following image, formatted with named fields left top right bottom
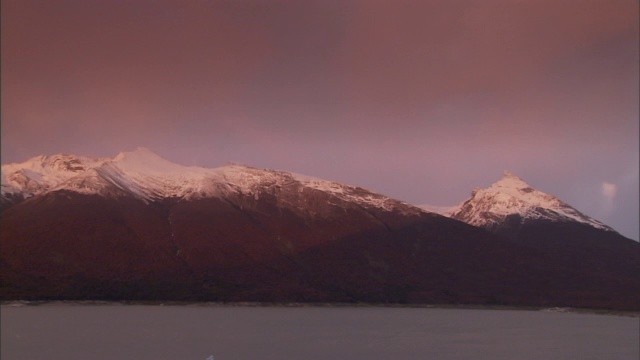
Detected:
left=1, top=304, right=638, bottom=360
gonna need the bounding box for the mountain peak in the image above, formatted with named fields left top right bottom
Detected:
left=449, top=172, right=615, bottom=233
left=491, top=171, right=531, bottom=190
left=114, top=147, right=167, bottom=163
left=112, top=147, right=187, bottom=175
left=503, top=170, right=516, bottom=178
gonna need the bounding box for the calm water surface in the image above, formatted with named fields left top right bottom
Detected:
left=1, top=304, right=638, bottom=360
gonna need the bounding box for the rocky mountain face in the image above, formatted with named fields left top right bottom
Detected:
left=1, top=150, right=638, bottom=310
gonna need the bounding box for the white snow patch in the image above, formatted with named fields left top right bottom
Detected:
left=418, top=204, right=457, bottom=216
left=292, top=173, right=405, bottom=212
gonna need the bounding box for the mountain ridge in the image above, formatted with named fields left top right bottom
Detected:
left=1, top=149, right=638, bottom=310
left=2, top=148, right=420, bottom=216
left=0, top=149, right=623, bottom=235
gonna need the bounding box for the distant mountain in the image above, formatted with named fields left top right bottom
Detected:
left=426, top=171, right=640, bottom=309
left=1, top=150, right=638, bottom=310
left=447, top=171, right=615, bottom=234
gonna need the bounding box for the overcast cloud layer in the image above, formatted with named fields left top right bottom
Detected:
left=2, top=0, right=638, bottom=240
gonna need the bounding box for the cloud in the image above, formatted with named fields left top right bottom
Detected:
left=602, top=182, right=617, bottom=201
left=601, top=182, right=618, bottom=215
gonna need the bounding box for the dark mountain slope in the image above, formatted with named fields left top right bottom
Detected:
left=2, top=188, right=638, bottom=310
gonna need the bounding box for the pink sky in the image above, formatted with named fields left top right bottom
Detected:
left=2, top=0, right=638, bottom=239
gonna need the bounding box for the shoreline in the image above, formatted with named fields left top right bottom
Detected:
left=2, top=300, right=639, bottom=317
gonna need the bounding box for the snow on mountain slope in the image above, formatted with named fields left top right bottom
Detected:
left=418, top=204, right=457, bottom=216
left=1, top=154, right=108, bottom=199
left=291, top=173, right=408, bottom=212
left=1, top=148, right=416, bottom=212
left=447, top=171, right=615, bottom=232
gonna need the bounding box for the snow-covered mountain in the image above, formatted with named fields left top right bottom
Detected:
left=434, top=171, right=615, bottom=233
left=1, top=147, right=418, bottom=214
left=2, top=152, right=619, bottom=234
left=2, top=151, right=638, bottom=310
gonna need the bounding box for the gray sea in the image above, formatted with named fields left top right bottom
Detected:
left=1, top=303, right=638, bottom=360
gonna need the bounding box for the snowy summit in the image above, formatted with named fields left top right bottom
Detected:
left=446, top=171, right=615, bottom=232
left=0, top=147, right=413, bottom=213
